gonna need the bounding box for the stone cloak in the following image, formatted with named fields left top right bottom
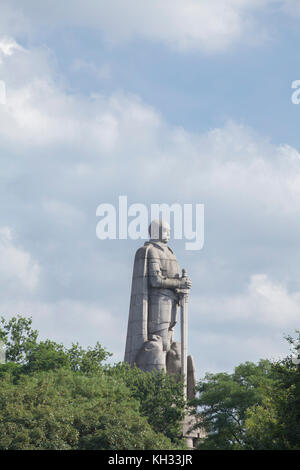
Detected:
left=124, top=243, right=151, bottom=366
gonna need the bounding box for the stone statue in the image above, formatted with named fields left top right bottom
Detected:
left=124, top=220, right=202, bottom=446
left=124, top=219, right=193, bottom=378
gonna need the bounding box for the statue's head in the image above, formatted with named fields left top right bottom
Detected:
left=148, top=219, right=171, bottom=243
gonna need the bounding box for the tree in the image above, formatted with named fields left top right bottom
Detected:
left=107, top=362, right=185, bottom=444
left=193, top=332, right=300, bottom=450
left=0, top=316, right=38, bottom=363
left=0, top=315, right=111, bottom=374
left=193, top=360, right=277, bottom=449
left=244, top=332, right=300, bottom=450
left=0, top=315, right=186, bottom=450
left=0, top=368, right=177, bottom=450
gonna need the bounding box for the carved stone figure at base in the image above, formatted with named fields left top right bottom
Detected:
left=166, top=341, right=181, bottom=375
left=135, top=335, right=165, bottom=372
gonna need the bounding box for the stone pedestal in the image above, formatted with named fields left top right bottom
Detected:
left=182, top=412, right=206, bottom=449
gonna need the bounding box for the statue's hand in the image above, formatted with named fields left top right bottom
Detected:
left=178, top=277, right=192, bottom=289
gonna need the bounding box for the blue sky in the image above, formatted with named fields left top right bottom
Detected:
left=0, top=0, right=300, bottom=375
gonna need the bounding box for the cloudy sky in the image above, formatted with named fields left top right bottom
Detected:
left=0, top=0, right=300, bottom=375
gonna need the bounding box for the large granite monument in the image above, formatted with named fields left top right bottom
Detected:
left=124, top=219, right=196, bottom=400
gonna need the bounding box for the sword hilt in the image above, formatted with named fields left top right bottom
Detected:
left=180, top=268, right=189, bottom=298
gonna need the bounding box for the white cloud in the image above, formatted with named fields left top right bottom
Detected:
left=2, top=0, right=300, bottom=54
left=1, top=41, right=300, bottom=220
left=0, top=40, right=160, bottom=150
left=0, top=0, right=279, bottom=53
left=0, top=37, right=23, bottom=56
left=0, top=36, right=23, bottom=67
left=194, top=274, right=300, bottom=328
left=0, top=227, right=40, bottom=290
left=190, top=329, right=290, bottom=374
left=189, top=274, right=299, bottom=372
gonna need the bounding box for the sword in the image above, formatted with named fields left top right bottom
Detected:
left=180, top=268, right=189, bottom=400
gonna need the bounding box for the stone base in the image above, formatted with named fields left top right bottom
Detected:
left=182, top=412, right=206, bottom=449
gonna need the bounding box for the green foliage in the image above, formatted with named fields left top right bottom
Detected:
left=107, top=362, right=185, bottom=444
left=194, top=359, right=275, bottom=449
left=0, top=368, right=176, bottom=450
left=68, top=342, right=110, bottom=374
left=0, top=316, right=38, bottom=363
left=0, top=369, right=78, bottom=450
left=22, top=340, right=111, bottom=375
left=194, top=332, right=300, bottom=450
left=2, top=316, right=299, bottom=450
left=0, top=315, right=111, bottom=375
left=0, top=315, right=185, bottom=450
left=244, top=332, right=300, bottom=450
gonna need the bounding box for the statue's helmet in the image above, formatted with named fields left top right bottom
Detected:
left=148, top=219, right=171, bottom=242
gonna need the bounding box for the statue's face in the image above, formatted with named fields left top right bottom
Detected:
left=161, top=222, right=171, bottom=243
left=149, top=219, right=171, bottom=242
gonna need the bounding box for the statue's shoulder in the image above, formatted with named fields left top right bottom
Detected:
left=133, top=242, right=163, bottom=265
left=134, top=243, right=150, bottom=260
left=144, top=241, right=175, bottom=257
left=132, top=244, right=151, bottom=279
